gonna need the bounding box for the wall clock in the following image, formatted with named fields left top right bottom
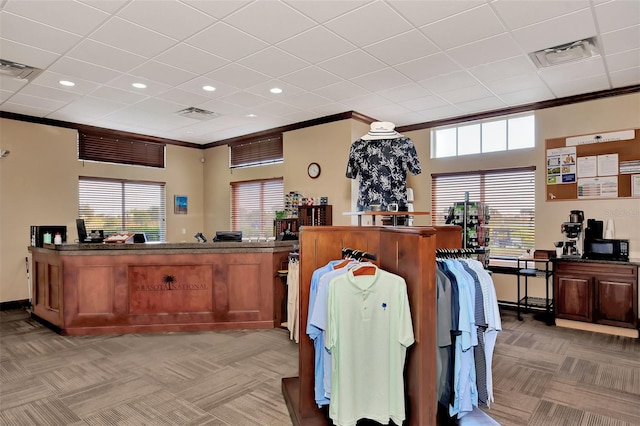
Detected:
left=307, top=162, right=321, bottom=179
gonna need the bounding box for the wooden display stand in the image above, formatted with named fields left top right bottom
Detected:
left=281, top=225, right=461, bottom=426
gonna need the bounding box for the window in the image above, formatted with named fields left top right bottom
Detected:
left=79, top=130, right=166, bottom=168
left=231, top=178, right=284, bottom=238
left=431, top=113, right=534, bottom=158
left=79, top=177, right=166, bottom=242
left=431, top=167, right=535, bottom=257
left=229, top=134, right=283, bottom=168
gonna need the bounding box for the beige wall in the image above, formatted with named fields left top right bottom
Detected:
left=1, top=92, right=639, bottom=303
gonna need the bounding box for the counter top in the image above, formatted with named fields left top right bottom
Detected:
left=28, top=241, right=297, bottom=255
left=553, top=257, right=640, bottom=267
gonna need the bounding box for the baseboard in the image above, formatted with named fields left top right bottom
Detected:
left=0, top=299, right=31, bottom=311
left=555, top=318, right=639, bottom=339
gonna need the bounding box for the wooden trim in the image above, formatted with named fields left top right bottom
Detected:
left=431, top=165, right=536, bottom=178
left=0, top=299, right=31, bottom=311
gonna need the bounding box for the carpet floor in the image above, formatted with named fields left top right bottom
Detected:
left=1, top=309, right=639, bottom=425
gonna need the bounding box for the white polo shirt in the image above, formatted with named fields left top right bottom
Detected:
left=325, top=265, right=414, bottom=426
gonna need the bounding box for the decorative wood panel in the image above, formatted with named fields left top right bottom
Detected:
left=78, top=267, right=113, bottom=314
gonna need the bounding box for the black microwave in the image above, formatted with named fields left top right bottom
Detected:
left=583, top=238, right=629, bottom=262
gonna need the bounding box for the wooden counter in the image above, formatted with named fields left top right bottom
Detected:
left=28, top=241, right=296, bottom=335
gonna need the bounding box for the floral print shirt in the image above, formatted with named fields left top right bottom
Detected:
left=346, top=137, right=422, bottom=210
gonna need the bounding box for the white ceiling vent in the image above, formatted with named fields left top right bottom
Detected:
left=530, top=37, right=600, bottom=68
left=175, top=107, right=221, bottom=121
left=0, top=59, right=43, bottom=81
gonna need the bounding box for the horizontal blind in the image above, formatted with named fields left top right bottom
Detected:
left=79, top=177, right=166, bottom=242
left=231, top=178, right=284, bottom=238
left=229, top=135, right=283, bottom=168
left=431, top=167, right=535, bottom=257
left=79, top=132, right=165, bottom=168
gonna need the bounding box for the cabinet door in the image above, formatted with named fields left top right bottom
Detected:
left=555, top=274, right=592, bottom=322
left=595, top=277, right=637, bottom=328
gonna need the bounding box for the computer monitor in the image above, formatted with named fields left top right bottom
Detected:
left=213, top=231, right=242, bottom=242
left=76, top=219, right=88, bottom=242
left=133, top=233, right=147, bottom=243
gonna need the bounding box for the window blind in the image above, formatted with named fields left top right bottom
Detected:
left=431, top=167, right=536, bottom=257
left=79, top=131, right=165, bottom=168
left=230, top=178, right=284, bottom=238
left=229, top=135, right=283, bottom=168
left=79, top=177, right=166, bottom=242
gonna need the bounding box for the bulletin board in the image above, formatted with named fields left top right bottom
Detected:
left=545, top=128, right=640, bottom=201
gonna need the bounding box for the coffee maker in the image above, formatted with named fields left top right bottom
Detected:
left=561, top=210, right=584, bottom=257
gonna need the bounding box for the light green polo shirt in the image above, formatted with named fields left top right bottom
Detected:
left=326, top=265, right=415, bottom=426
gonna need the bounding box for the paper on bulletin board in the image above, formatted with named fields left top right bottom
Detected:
left=632, top=174, right=640, bottom=197
left=577, top=176, right=618, bottom=198
left=597, top=153, right=619, bottom=176
left=547, top=146, right=576, bottom=184
left=577, top=156, right=597, bottom=178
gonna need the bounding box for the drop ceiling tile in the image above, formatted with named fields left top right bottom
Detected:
left=419, top=71, right=480, bottom=94
left=220, top=91, right=272, bottom=108
left=609, top=66, right=640, bottom=87
left=285, top=0, right=370, bottom=23
left=90, top=86, right=148, bottom=104
left=538, top=57, right=607, bottom=85
left=0, top=38, right=60, bottom=69
left=491, top=0, right=589, bottom=30
left=485, top=72, right=547, bottom=95
left=176, top=76, right=238, bottom=98
left=118, top=0, right=214, bottom=40
left=0, top=89, right=13, bottom=103
left=358, top=103, right=411, bottom=120
left=317, top=50, right=386, bottom=79
left=279, top=67, right=342, bottom=91
left=9, top=92, right=67, bottom=111
left=78, top=0, right=128, bottom=14
left=1, top=102, right=58, bottom=117
left=456, top=96, right=507, bottom=114
left=186, top=22, right=268, bottom=62
left=595, top=0, right=640, bottom=33
left=0, top=75, right=28, bottom=92
left=419, top=104, right=464, bottom=121
left=244, top=79, right=305, bottom=99
left=600, top=25, right=640, bottom=55
left=67, top=40, right=147, bottom=73
left=89, top=17, right=177, bottom=58
left=49, top=96, right=128, bottom=121
left=280, top=92, right=332, bottom=109
left=277, top=27, right=356, bottom=64
left=388, top=0, right=485, bottom=27
left=308, top=103, right=352, bottom=117
left=606, top=48, right=640, bottom=72
left=224, top=1, right=316, bottom=44
left=420, top=5, right=506, bottom=50
left=47, top=57, right=121, bottom=84
left=253, top=101, right=303, bottom=117
left=364, top=30, right=439, bottom=66
left=376, top=83, right=432, bottom=103
left=510, top=9, right=596, bottom=53
left=469, top=56, right=538, bottom=84
left=313, top=81, right=369, bottom=101
left=351, top=68, right=413, bottom=92
left=238, top=47, right=308, bottom=78
left=106, top=74, right=171, bottom=96
left=154, top=88, right=212, bottom=106
left=396, top=53, right=461, bottom=81
left=197, top=99, right=246, bottom=115
left=399, top=95, right=449, bottom=112
left=155, top=45, right=230, bottom=75
left=30, top=71, right=100, bottom=94
left=3, top=0, right=110, bottom=35
left=204, top=64, right=271, bottom=90
left=19, top=84, right=83, bottom=103
left=130, top=61, right=198, bottom=86
left=438, top=85, right=493, bottom=104
left=1, top=11, right=82, bottom=54
left=546, top=73, right=610, bottom=97
left=343, top=93, right=393, bottom=110
left=182, top=0, right=252, bottom=20
left=446, top=33, right=523, bottom=68
left=324, top=2, right=412, bottom=48
left=499, top=86, right=555, bottom=106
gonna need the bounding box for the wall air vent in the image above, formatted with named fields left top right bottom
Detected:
left=0, top=59, right=43, bottom=81
left=175, top=107, right=221, bottom=121
left=529, top=37, right=600, bottom=68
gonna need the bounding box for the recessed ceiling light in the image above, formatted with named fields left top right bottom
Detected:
left=132, top=82, right=147, bottom=89
left=59, top=80, right=75, bottom=87
left=246, top=114, right=257, bottom=118
left=270, top=87, right=283, bottom=94
left=202, top=85, right=216, bottom=92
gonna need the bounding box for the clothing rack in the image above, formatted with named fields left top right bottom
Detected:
left=282, top=225, right=462, bottom=426
left=341, top=247, right=377, bottom=261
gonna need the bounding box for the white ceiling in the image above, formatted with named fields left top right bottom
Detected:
left=1, top=0, right=639, bottom=145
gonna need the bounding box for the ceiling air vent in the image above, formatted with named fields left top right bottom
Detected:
left=175, top=107, right=221, bottom=121
left=0, top=59, right=43, bottom=81
left=530, top=37, right=600, bottom=68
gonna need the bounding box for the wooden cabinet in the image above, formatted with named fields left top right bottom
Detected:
left=554, top=260, right=638, bottom=329
left=298, top=205, right=332, bottom=227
